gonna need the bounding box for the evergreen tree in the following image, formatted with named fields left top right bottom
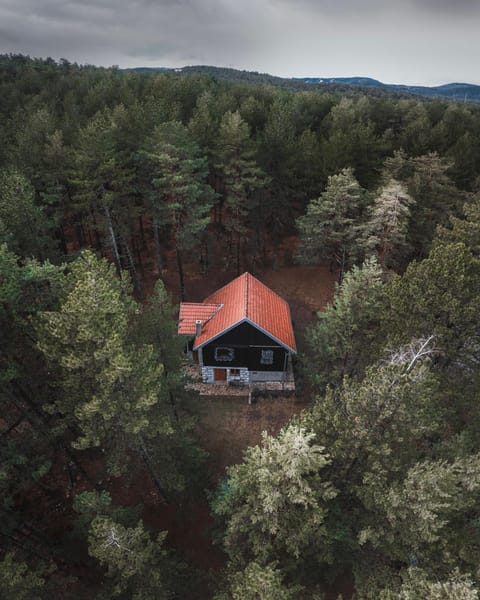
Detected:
left=36, top=251, right=177, bottom=492
left=139, top=121, right=215, bottom=298
left=257, top=98, right=298, bottom=242
left=364, top=179, right=413, bottom=269
left=305, top=257, right=386, bottom=392
left=70, top=109, right=140, bottom=291
left=215, top=110, right=269, bottom=273
left=0, top=554, right=45, bottom=600
left=88, top=516, right=170, bottom=599
left=212, top=425, right=336, bottom=569
left=435, top=193, right=480, bottom=256
left=408, top=152, right=464, bottom=257
left=386, top=243, right=480, bottom=369
left=214, top=562, right=301, bottom=600
left=296, top=167, right=366, bottom=280
left=0, top=168, right=54, bottom=259
left=379, top=568, right=478, bottom=600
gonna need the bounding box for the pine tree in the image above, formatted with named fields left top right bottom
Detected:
left=0, top=554, right=45, bottom=600
left=0, top=168, right=53, bottom=259
left=305, top=257, right=386, bottom=392
left=408, top=152, right=464, bottom=257
left=296, top=168, right=366, bottom=280
left=386, top=243, right=480, bottom=369
left=88, top=516, right=170, bottom=599
left=364, top=178, right=414, bottom=269
left=139, top=121, right=215, bottom=298
left=214, top=562, right=301, bottom=600
left=215, top=110, right=269, bottom=274
left=36, top=251, right=177, bottom=491
left=70, top=110, right=140, bottom=291
left=212, top=425, right=336, bottom=568
left=435, top=193, right=480, bottom=256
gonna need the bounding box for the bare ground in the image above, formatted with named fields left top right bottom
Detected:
left=195, top=395, right=310, bottom=478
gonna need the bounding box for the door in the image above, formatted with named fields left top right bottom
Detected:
left=214, top=368, right=227, bottom=382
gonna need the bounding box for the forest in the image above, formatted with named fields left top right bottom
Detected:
left=2, top=53, right=480, bottom=599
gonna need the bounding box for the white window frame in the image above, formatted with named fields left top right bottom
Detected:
left=215, top=347, right=235, bottom=362
left=260, top=349, right=274, bottom=365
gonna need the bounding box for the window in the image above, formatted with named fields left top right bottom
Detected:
left=260, top=349, right=274, bottom=365
left=230, top=368, right=241, bottom=376
left=215, top=347, right=234, bottom=362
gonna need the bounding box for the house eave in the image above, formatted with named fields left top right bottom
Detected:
left=192, top=317, right=297, bottom=354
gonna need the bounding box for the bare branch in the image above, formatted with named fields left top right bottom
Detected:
left=387, top=336, right=437, bottom=373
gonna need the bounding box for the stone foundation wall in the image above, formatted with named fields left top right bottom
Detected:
left=201, top=366, right=215, bottom=383
left=228, top=368, right=249, bottom=384
left=201, top=367, right=291, bottom=386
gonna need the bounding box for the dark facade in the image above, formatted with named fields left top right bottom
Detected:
left=202, top=322, right=289, bottom=372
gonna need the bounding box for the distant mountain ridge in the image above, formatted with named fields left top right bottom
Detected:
left=295, top=76, right=480, bottom=101
left=125, top=66, right=480, bottom=102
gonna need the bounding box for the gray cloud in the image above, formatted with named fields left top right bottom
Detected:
left=274, top=0, right=480, bottom=14
left=1, top=0, right=479, bottom=85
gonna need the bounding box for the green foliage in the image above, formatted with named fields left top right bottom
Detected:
left=376, top=454, right=480, bottom=568
left=70, top=108, right=137, bottom=280
left=0, top=553, right=45, bottom=600
left=435, top=193, right=480, bottom=256
left=364, top=179, right=414, bottom=269
left=215, top=110, right=269, bottom=271
left=386, top=243, right=480, bottom=368
left=139, top=120, right=215, bottom=295
left=36, top=251, right=134, bottom=437
left=142, top=121, right=214, bottom=245
left=297, top=168, right=366, bottom=277
left=0, top=168, right=54, bottom=259
left=406, top=153, right=464, bottom=257
left=305, top=257, right=386, bottom=392
left=305, top=345, right=441, bottom=488
left=215, top=562, right=302, bottom=600
left=131, top=279, right=208, bottom=496
left=322, top=97, right=384, bottom=187
left=88, top=516, right=170, bottom=599
left=36, top=251, right=176, bottom=481
left=372, top=568, right=479, bottom=600
left=212, top=425, right=336, bottom=567
left=72, top=490, right=142, bottom=538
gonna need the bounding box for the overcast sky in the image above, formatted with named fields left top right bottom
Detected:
left=1, top=0, right=479, bottom=86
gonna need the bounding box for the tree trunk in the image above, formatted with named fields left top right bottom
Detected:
left=201, top=239, right=209, bottom=273
left=74, top=222, right=84, bottom=247
left=338, top=246, right=346, bottom=285
left=236, top=234, right=241, bottom=276
left=132, top=236, right=144, bottom=276
left=138, top=216, right=147, bottom=249
left=90, top=208, right=103, bottom=250
left=58, top=224, right=68, bottom=255
left=103, top=204, right=122, bottom=278
left=122, top=238, right=144, bottom=300
left=153, top=221, right=163, bottom=273
left=176, top=247, right=186, bottom=301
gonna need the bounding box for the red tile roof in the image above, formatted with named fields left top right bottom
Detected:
left=178, top=303, right=222, bottom=335
left=178, top=273, right=296, bottom=353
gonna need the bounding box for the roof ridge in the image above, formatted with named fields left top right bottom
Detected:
left=244, top=272, right=249, bottom=319
left=203, top=272, right=246, bottom=303
left=202, top=303, right=224, bottom=327
left=180, top=301, right=219, bottom=306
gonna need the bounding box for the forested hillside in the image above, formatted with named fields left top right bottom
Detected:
left=2, top=54, right=480, bottom=598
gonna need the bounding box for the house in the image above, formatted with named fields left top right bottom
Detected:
left=178, top=272, right=296, bottom=386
